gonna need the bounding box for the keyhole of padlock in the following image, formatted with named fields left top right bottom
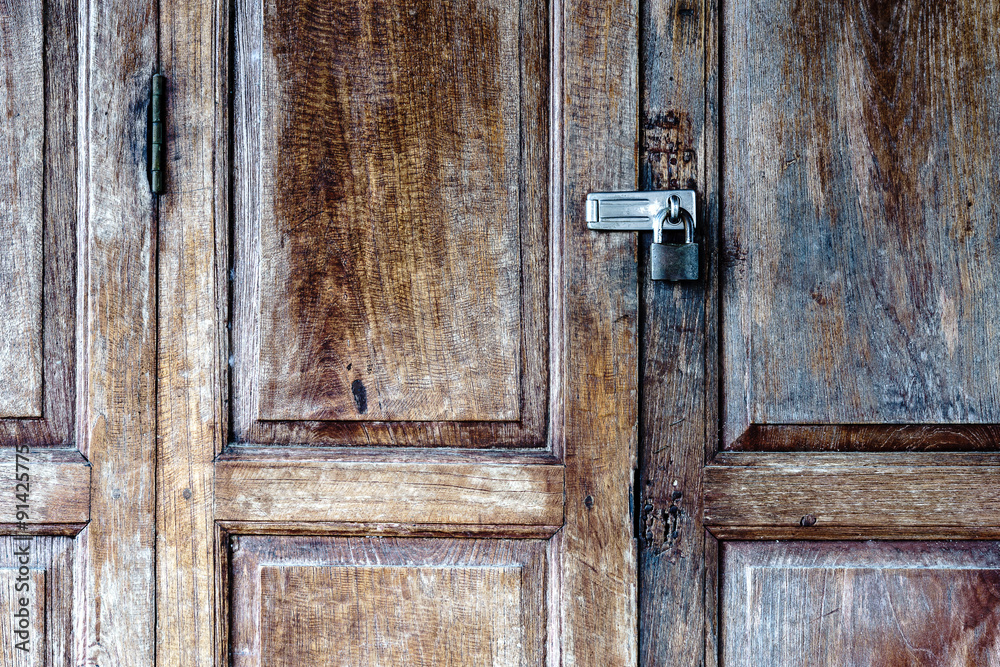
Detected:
left=650, top=200, right=698, bottom=281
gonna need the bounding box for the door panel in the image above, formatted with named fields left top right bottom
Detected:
left=722, top=542, right=1000, bottom=666
left=722, top=0, right=1000, bottom=450
left=231, top=0, right=551, bottom=446
left=230, top=536, right=548, bottom=666
left=0, top=0, right=44, bottom=419
left=0, top=538, right=75, bottom=667
left=0, top=0, right=77, bottom=443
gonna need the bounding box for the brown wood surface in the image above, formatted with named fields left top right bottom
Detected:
left=0, top=537, right=74, bottom=667
left=731, top=424, right=1000, bottom=452
left=260, top=564, right=532, bottom=665
left=77, top=0, right=157, bottom=662
left=638, top=0, right=712, bottom=664
left=155, top=0, right=224, bottom=664
left=722, top=541, right=1000, bottom=666
left=0, top=0, right=44, bottom=419
left=232, top=0, right=550, bottom=446
left=230, top=536, right=547, bottom=667
left=215, top=460, right=564, bottom=526
left=706, top=453, right=1000, bottom=529
left=721, top=0, right=1000, bottom=448
left=560, top=0, right=639, bottom=662
left=151, top=0, right=641, bottom=660
left=0, top=0, right=77, bottom=441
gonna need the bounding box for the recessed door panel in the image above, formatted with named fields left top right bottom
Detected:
left=722, top=541, right=1000, bottom=666
left=0, top=0, right=77, bottom=441
left=232, top=0, right=551, bottom=446
left=230, top=536, right=548, bottom=666
left=721, top=0, right=1000, bottom=450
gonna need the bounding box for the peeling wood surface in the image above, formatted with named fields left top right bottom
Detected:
left=722, top=0, right=1000, bottom=447
left=722, top=542, right=1000, bottom=666
left=77, top=0, right=158, bottom=663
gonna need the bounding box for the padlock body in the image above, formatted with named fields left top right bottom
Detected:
left=650, top=242, right=698, bottom=281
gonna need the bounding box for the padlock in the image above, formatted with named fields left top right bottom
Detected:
left=650, top=208, right=698, bottom=281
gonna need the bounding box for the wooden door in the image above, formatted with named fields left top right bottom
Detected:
left=638, top=0, right=1000, bottom=665
left=156, top=0, right=640, bottom=665
left=0, top=0, right=158, bottom=664
left=2, top=0, right=640, bottom=664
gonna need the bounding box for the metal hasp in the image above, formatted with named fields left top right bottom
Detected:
left=586, top=190, right=699, bottom=281
left=147, top=74, right=166, bottom=194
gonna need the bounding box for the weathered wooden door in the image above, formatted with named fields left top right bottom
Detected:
left=638, top=0, right=1000, bottom=665
left=155, top=0, right=640, bottom=665
left=3, top=0, right=641, bottom=664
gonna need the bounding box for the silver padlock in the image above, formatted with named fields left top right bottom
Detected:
left=650, top=200, right=698, bottom=281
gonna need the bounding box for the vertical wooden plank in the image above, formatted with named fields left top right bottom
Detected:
left=156, top=0, right=222, bottom=665
left=77, top=0, right=157, bottom=663
left=561, top=0, right=638, bottom=662
left=703, top=0, right=720, bottom=664
left=0, top=0, right=44, bottom=418
left=637, top=0, right=710, bottom=664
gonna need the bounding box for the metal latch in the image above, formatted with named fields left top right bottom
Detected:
left=586, top=190, right=699, bottom=281
left=147, top=74, right=166, bottom=194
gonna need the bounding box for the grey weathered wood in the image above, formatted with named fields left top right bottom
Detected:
left=0, top=0, right=44, bottom=418
left=722, top=0, right=1000, bottom=447
left=0, top=0, right=79, bottom=447
left=155, top=0, right=223, bottom=663
left=0, top=537, right=75, bottom=667
left=0, top=449, right=89, bottom=526
left=638, top=0, right=718, bottom=663
left=722, top=541, right=1000, bottom=665
left=231, top=0, right=550, bottom=447
left=77, top=0, right=157, bottom=663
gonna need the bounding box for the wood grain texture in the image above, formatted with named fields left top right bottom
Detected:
left=706, top=453, right=1000, bottom=529
left=638, top=0, right=710, bottom=664
left=0, top=0, right=77, bottom=439
left=0, top=568, right=44, bottom=667
left=722, top=541, right=1000, bottom=666
left=155, top=0, right=225, bottom=664
left=0, top=0, right=44, bottom=418
left=0, top=537, right=75, bottom=667
left=0, top=450, right=89, bottom=525
left=261, top=565, right=532, bottom=665
left=722, top=0, right=1000, bottom=446
left=230, top=536, right=547, bottom=667
left=560, top=0, right=638, bottom=662
left=731, top=424, right=1000, bottom=452
left=77, top=0, right=157, bottom=662
left=215, top=460, right=564, bottom=526
left=232, top=0, right=550, bottom=446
